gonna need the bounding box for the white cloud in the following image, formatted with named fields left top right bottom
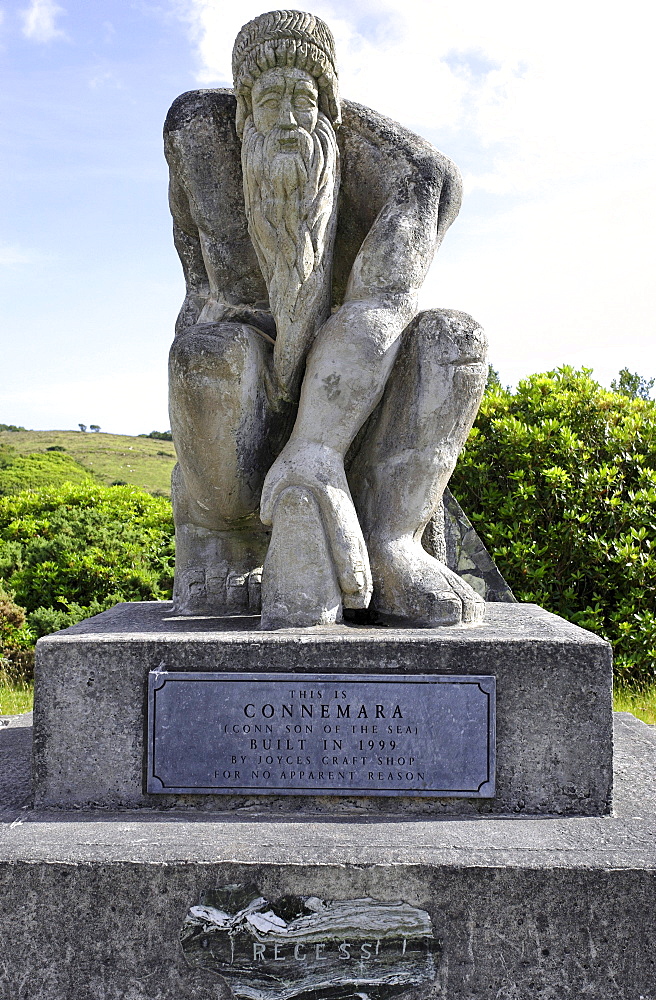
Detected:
left=20, top=0, right=67, bottom=43
left=420, top=166, right=656, bottom=387
left=179, top=0, right=655, bottom=194
left=88, top=67, right=124, bottom=91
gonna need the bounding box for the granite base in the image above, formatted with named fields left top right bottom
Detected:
left=1, top=712, right=655, bottom=1000
left=33, top=601, right=612, bottom=815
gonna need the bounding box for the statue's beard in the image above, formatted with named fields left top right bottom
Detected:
left=241, top=112, right=340, bottom=404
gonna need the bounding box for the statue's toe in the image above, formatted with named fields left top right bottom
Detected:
left=369, top=537, right=485, bottom=628
left=441, top=567, right=485, bottom=624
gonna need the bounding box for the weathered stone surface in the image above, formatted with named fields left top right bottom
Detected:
left=438, top=488, right=516, bottom=603
left=180, top=884, right=436, bottom=998
left=0, top=712, right=32, bottom=819
left=0, top=713, right=655, bottom=998
left=261, top=486, right=344, bottom=628
left=166, top=11, right=491, bottom=629
left=33, top=601, right=612, bottom=815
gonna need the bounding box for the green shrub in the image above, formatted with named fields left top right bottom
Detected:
left=451, top=366, right=656, bottom=685
left=0, top=451, right=93, bottom=496
left=0, top=483, right=174, bottom=640
left=0, top=587, right=35, bottom=681
left=0, top=587, right=34, bottom=654
left=611, top=367, right=654, bottom=400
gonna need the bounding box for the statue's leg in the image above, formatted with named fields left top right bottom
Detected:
left=168, top=322, right=289, bottom=614
left=347, top=309, right=488, bottom=626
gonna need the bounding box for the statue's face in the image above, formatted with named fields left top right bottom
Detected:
left=251, top=67, right=319, bottom=151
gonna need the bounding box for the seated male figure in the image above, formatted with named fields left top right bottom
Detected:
left=165, top=10, right=488, bottom=627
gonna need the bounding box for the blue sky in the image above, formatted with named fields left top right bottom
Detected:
left=1, top=0, right=655, bottom=434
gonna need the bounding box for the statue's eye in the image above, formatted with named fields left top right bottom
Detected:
left=260, top=96, right=280, bottom=108
left=294, top=96, right=314, bottom=109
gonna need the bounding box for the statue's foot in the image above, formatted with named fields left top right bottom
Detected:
left=368, top=536, right=485, bottom=627
left=172, top=524, right=268, bottom=616
left=260, top=486, right=342, bottom=629
left=172, top=565, right=263, bottom=616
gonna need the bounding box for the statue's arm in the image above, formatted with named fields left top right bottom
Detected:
left=164, top=89, right=268, bottom=337
left=167, top=168, right=210, bottom=335
left=293, top=107, right=461, bottom=454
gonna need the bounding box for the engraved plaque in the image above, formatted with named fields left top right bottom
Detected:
left=147, top=672, right=495, bottom=797
left=180, top=883, right=437, bottom=1000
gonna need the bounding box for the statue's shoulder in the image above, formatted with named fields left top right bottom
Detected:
left=164, top=88, right=237, bottom=137
left=333, top=101, right=462, bottom=292
left=339, top=99, right=461, bottom=188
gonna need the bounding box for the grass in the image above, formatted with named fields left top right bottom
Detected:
left=0, top=676, right=33, bottom=716
left=0, top=429, right=176, bottom=497
left=614, top=684, right=656, bottom=725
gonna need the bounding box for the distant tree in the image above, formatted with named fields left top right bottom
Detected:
left=89, top=425, right=101, bottom=433
left=611, top=368, right=654, bottom=400
left=485, top=367, right=503, bottom=392
left=0, top=424, right=26, bottom=432
left=139, top=430, right=173, bottom=441
left=78, top=423, right=87, bottom=432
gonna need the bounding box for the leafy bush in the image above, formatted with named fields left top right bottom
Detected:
left=611, top=367, right=654, bottom=401
left=0, top=587, right=34, bottom=651
left=0, top=587, right=35, bottom=681
left=0, top=450, right=93, bottom=496
left=0, top=483, right=174, bottom=647
left=451, top=366, right=656, bottom=685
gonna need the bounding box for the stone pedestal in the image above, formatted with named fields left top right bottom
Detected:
left=33, top=601, right=612, bottom=815
left=3, top=600, right=648, bottom=998
left=1, top=712, right=655, bottom=999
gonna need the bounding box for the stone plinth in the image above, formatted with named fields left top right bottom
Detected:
left=1, top=713, right=655, bottom=999
left=33, top=601, right=612, bottom=815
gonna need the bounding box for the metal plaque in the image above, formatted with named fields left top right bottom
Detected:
left=147, top=671, right=495, bottom=797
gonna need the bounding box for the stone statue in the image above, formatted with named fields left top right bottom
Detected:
left=165, top=9, right=488, bottom=629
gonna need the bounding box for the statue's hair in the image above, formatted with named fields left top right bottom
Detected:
left=232, top=10, right=340, bottom=137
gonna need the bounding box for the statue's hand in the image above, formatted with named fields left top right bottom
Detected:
left=260, top=441, right=372, bottom=608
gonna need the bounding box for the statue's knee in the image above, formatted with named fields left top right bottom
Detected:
left=171, top=461, right=252, bottom=530
left=169, top=323, right=258, bottom=382
left=414, top=309, right=488, bottom=365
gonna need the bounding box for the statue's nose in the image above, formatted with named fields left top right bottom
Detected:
left=279, top=106, right=297, bottom=129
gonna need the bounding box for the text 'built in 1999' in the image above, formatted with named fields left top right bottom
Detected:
left=147, top=672, right=495, bottom=797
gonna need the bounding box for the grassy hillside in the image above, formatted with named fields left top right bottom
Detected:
left=0, top=430, right=176, bottom=497
left=0, top=449, right=94, bottom=494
